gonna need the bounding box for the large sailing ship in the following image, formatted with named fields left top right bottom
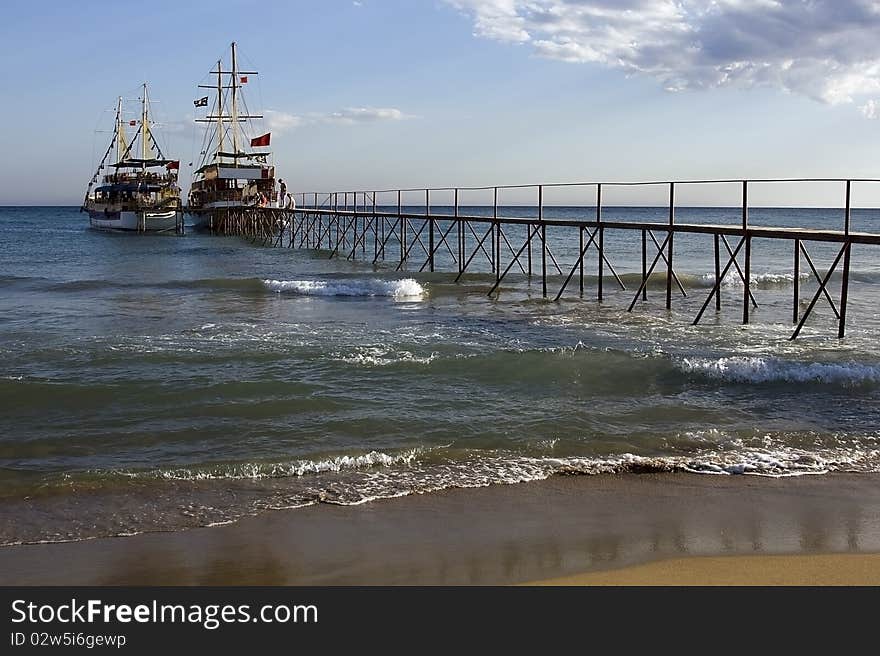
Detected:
left=188, top=42, right=277, bottom=225
left=83, top=84, right=182, bottom=232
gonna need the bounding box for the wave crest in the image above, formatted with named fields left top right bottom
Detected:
left=264, top=278, right=425, bottom=299
left=679, top=356, right=880, bottom=386
left=118, top=449, right=424, bottom=481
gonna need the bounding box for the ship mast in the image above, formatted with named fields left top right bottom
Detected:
left=141, top=83, right=148, bottom=172
left=231, top=41, right=239, bottom=165
left=194, top=43, right=264, bottom=168
left=115, top=96, right=126, bottom=165
left=216, top=59, right=224, bottom=157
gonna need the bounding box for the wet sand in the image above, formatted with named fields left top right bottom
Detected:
left=529, top=553, right=880, bottom=585
left=2, top=473, right=880, bottom=585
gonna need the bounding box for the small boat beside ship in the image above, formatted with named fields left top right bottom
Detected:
left=82, top=84, right=182, bottom=232
left=187, top=42, right=277, bottom=229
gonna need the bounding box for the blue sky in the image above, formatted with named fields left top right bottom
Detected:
left=1, top=0, right=879, bottom=206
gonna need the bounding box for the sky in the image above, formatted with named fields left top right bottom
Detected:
left=1, top=0, right=880, bottom=206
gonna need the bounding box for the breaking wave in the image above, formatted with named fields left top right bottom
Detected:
left=5, top=437, right=879, bottom=545
left=263, top=278, right=425, bottom=299
left=691, top=271, right=808, bottom=288
left=109, top=442, right=880, bottom=487
left=679, top=356, right=880, bottom=386
left=116, top=448, right=425, bottom=481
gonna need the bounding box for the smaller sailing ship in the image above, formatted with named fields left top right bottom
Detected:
left=83, top=84, right=182, bottom=232
left=188, top=42, right=277, bottom=226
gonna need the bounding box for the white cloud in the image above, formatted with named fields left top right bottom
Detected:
left=264, top=110, right=304, bottom=132
left=323, top=107, right=408, bottom=124
left=860, top=99, right=880, bottom=119
left=263, top=107, right=410, bottom=133
left=446, top=0, right=880, bottom=111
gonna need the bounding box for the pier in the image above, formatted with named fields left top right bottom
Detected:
left=188, top=178, right=880, bottom=340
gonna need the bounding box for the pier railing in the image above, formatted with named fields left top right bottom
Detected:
left=197, top=178, right=880, bottom=340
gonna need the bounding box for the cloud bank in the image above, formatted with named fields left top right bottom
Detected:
left=446, top=0, right=880, bottom=110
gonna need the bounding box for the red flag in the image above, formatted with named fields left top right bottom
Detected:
left=240, top=76, right=248, bottom=84
left=166, top=160, right=180, bottom=170
left=250, top=132, right=270, bottom=147
left=129, top=120, right=137, bottom=126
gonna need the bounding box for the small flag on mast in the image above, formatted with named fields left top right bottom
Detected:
left=129, top=120, right=137, bottom=126
left=250, top=132, right=270, bottom=147
left=240, top=76, right=248, bottom=84
left=194, top=96, right=209, bottom=107
left=166, top=160, right=180, bottom=170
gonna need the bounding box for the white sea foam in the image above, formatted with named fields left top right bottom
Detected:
left=679, top=356, right=880, bottom=386
left=332, top=346, right=439, bottom=367
left=263, top=278, right=425, bottom=299
left=696, top=271, right=808, bottom=288
left=122, top=448, right=426, bottom=482
left=14, top=442, right=880, bottom=546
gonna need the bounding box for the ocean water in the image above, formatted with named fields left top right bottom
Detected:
left=2, top=205, right=880, bottom=545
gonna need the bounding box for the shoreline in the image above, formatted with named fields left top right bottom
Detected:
left=2, top=472, right=880, bottom=585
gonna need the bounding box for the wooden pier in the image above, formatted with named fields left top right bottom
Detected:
left=188, top=178, right=880, bottom=340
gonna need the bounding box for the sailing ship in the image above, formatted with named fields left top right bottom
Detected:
left=188, top=42, right=277, bottom=226
left=83, top=84, right=182, bottom=232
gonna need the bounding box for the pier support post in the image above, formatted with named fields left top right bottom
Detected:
left=373, top=192, right=378, bottom=261
left=427, top=190, right=434, bottom=272
left=597, top=184, right=603, bottom=302
left=793, top=239, right=800, bottom=323
left=839, top=180, right=852, bottom=338
left=666, top=182, right=675, bottom=310
left=579, top=227, right=584, bottom=296
left=493, top=187, right=498, bottom=275
left=494, top=222, right=501, bottom=285
left=539, top=186, right=546, bottom=297
left=541, top=223, right=547, bottom=297
left=714, top=234, right=721, bottom=311
left=840, top=241, right=852, bottom=338
left=455, top=189, right=462, bottom=276
left=397, top=191, right=404, bottom=267
left=742, top=181, right=751, bottom=325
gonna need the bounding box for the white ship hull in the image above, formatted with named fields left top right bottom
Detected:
left=88, top=209, right=179, bottom=232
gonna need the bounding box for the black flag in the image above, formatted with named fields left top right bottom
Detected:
left=194, top=96, right=208, bottom=107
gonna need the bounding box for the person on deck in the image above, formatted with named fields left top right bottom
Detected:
left=278, top=179, right=287, bottom=208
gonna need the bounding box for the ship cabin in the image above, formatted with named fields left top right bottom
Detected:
left=92, top=159, right=180, bottom=211
left=190, top=161, right=276, bottom=208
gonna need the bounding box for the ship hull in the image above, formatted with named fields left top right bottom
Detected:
left=185, top=200, right=283, bottom=231
left=88, top=209, right=179, bottom=232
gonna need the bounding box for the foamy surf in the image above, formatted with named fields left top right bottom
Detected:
left=263, top=278, right=425, bottom=299
left=332, top=346, right=440, bottom=367
left=7, top=440, right=880, bottom=546
left=694, top=271, right=809, bottom=288
left=679, top=356, right=880, bottom=386
left=116, top=448, right=426, bottom=481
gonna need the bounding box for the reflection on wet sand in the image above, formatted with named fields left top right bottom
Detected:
left=2, top=473, right=880, bottom=585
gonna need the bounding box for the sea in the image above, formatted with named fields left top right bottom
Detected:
left=2, top=204, right=880, bottom=545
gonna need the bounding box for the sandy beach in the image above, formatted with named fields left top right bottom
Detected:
left=2, top=472, right=880, bottom=585
left=528, top=553, right=880, bottom=585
